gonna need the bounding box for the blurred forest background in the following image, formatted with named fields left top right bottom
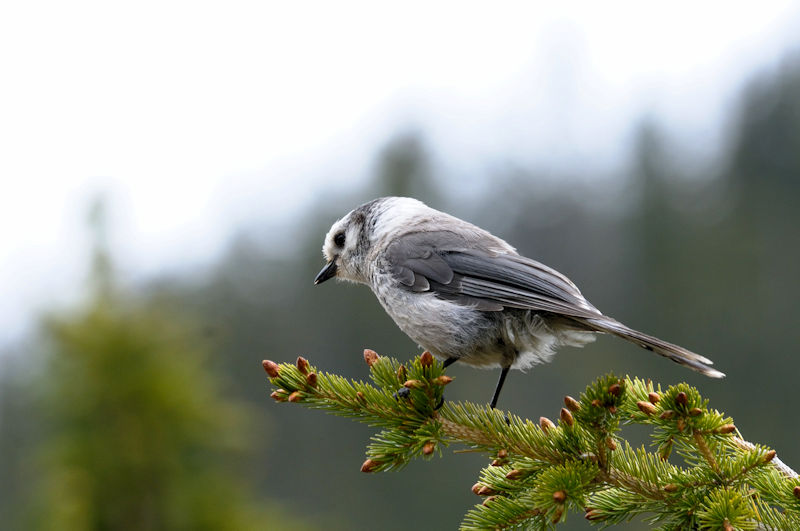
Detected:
left=2, top=46, right=800, bottom=531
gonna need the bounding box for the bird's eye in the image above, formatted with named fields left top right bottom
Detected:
left=334, top=232, right=346, bottom=247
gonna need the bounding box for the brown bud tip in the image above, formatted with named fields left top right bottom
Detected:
left=306, top=372, right=318, bottom=388
left=591, top=399, right=601, bottom=407
left=397, top=365, right=407, bottom=380
left=637, top=400, right=657, bottom=415
left=296, top=356, right=309, bottom=375
left=471, top=483, right=483, bottom=495
left=403, top=379, right=423, bottom=389
left=663, top=483, right=679, bottom=492
left=564, top=395, right=581, bottom=412
left=676, top=418, right=685, bottom=433
left=360, top=459, right=380, bottom=473
left=422, top=441, right=435, bottom=455
left=505, top=469, right=523, bottom=480
left=363, top=349, right=379, bottom=367
left=608, top=405, right=617, bottom=414
left=497, top=449, right=508, bottom=458
left=689, top=408, right=703, bottom=416
left=287, top=391, right=302, bottom=403
left=676, top=391, right=688, bottom=406
left=477, top=486, right=495, bottom=496
left=585, top=509, right=603, bottom=521
left=270, top=390, right=286, bottom=402
left=659, top=410, right=676, bottom=420
left=262, top=360, right=280, bottom=378
left=481, top=496, right=496, bottom=507
left=763, top=450, right=777, bottom=463
left=716, top=424, right=736, bottom=434
left=608, top=383, right=622, bottom=396
left=606, top=437, right=617, bottom=450
left=553, top=490, right=566, bottom=503
left=433, top=375, right=454, bottom=386
left=491, top=459, right=503, bottom=466
left=560, top=408, right=574, bottom=427
left=723, top=518, right=734, bottom=531
left=551, top=505, right=564, bottom=524
left=419, top=351, right=434, bottom=367
left=648, top=392, right=661, bottom=404
left=793, top=486, right=800, bottom=500
left=539, top=416, right=555, bottom=432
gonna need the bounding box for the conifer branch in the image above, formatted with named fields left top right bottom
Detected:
left=263, top=352, right=800, bottom=529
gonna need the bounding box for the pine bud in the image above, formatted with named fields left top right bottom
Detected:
left=564, top=395, right=581, bottom=412
left=262, top=360, right=280, bottom=378
left=419, top=351, right=434, bottom=367
left=433, top=375, right=454, bottom=386
left=361, top=459, right=380, bottom=473
left=363, top=349, right=379, bottom=367
left=763, top=450, right=777, bottom=463
left=356, top=391, right=366, bottom=403
left=659, top=410, right=675, bottom=420
left=675, top=391, right=688, bottom=406
left=477, top=485, right=495, bottom=496
left=793, top=486, right=800, bottom=500
left=607, top=405, right=617, bottom=414
left=306, top=372, right=318, bottom=388
left=539, top=416, right=555, bottom=433
left=482, top=496, right=496, bottom=506
left=422, top=442, right=435, bottom=455
left=296, top=356, right=309, bottom=375
left=663, top=483, right=679, bottom=493
left=723, top=518, right=734, bottom=531
left=551, top=505, right=564, bottom=524
left=648, top=392, right=660, bottom=404
left=689, top=408, right=703, bottom=416
left=659, top=439, right=673, bottom=461
left=403, top=379, right=423, bottom=389
left=606, top=437, right=617, bottom=450
left=585, top=509, right=603, bottom=521
left=608, top=383, right=622, bottom=396
left=637, top=400, right=657, bottom=415
left=676, top=418, right=685, bottom=433
left=591, top=399, right=601, bottom=407
left=497, top=449, right=508, bottom=458
left=270, top=390, right=286, bottom=402
left=560, top=408, right=574, bottom=427
left=471, top=483, right=483, bottom=495
left=716, top=424, right=736, bottom=434
left=505, top=469, right=523, bottom=480
left=491, top=459, right=503, bottom=466
left=397, top=364, right=407, bottom=382
left=288, top=391, right=302, bottom=403
left=552, top=490, right=566, bottom=503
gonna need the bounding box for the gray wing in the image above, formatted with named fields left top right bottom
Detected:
left=384, top=231, right=603, bottom=319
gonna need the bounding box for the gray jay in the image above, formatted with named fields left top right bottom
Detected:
left=314, top=197, right=724, bottom=409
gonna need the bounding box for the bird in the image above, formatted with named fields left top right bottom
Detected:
left=314, top=197, right=724, bottom=409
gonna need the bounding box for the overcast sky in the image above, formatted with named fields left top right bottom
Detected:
left=2, top=1, right=800, bottom=347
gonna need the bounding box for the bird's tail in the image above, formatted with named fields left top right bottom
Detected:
left=584, top=317, right=725, bottom=378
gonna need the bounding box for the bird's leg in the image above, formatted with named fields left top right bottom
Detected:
left=442, top=357, right=458, bottom=369
left=434, top=357, right=459, bottom=410
left=490, top=366, right=510, bottom=410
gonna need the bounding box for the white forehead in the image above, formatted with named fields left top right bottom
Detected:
left=369, top=197, right=433, bottom=242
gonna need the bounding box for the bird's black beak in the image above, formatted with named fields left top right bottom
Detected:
left=314, top=260, right=338, bottom=285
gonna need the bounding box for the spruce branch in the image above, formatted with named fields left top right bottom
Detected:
left=263, top=352, right=800, bottom=529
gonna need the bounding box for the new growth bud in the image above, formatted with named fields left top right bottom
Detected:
left=296, top=356, right=309, bottom=375
left=361, top=459, right=380, bottom=473
left=564, top=395, right=581, bottom=412
left=419, top=351, right=433, bottom=367
left=262, top=360, right=280, bottom=378
left=539, top=417, right=555, bottom=433
left=637, top=401, right=657, bottom=415
left=648, top=392, right=660, bottom=404
left=560, top=408, right=574, bottom=427
left=363, top=349, right=379, bottom=367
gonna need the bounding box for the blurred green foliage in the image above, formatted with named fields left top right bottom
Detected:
left=1, top=54, right=799, bottom=530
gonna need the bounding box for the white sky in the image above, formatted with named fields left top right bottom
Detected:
left=1, top=1, right=799, bottom=347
